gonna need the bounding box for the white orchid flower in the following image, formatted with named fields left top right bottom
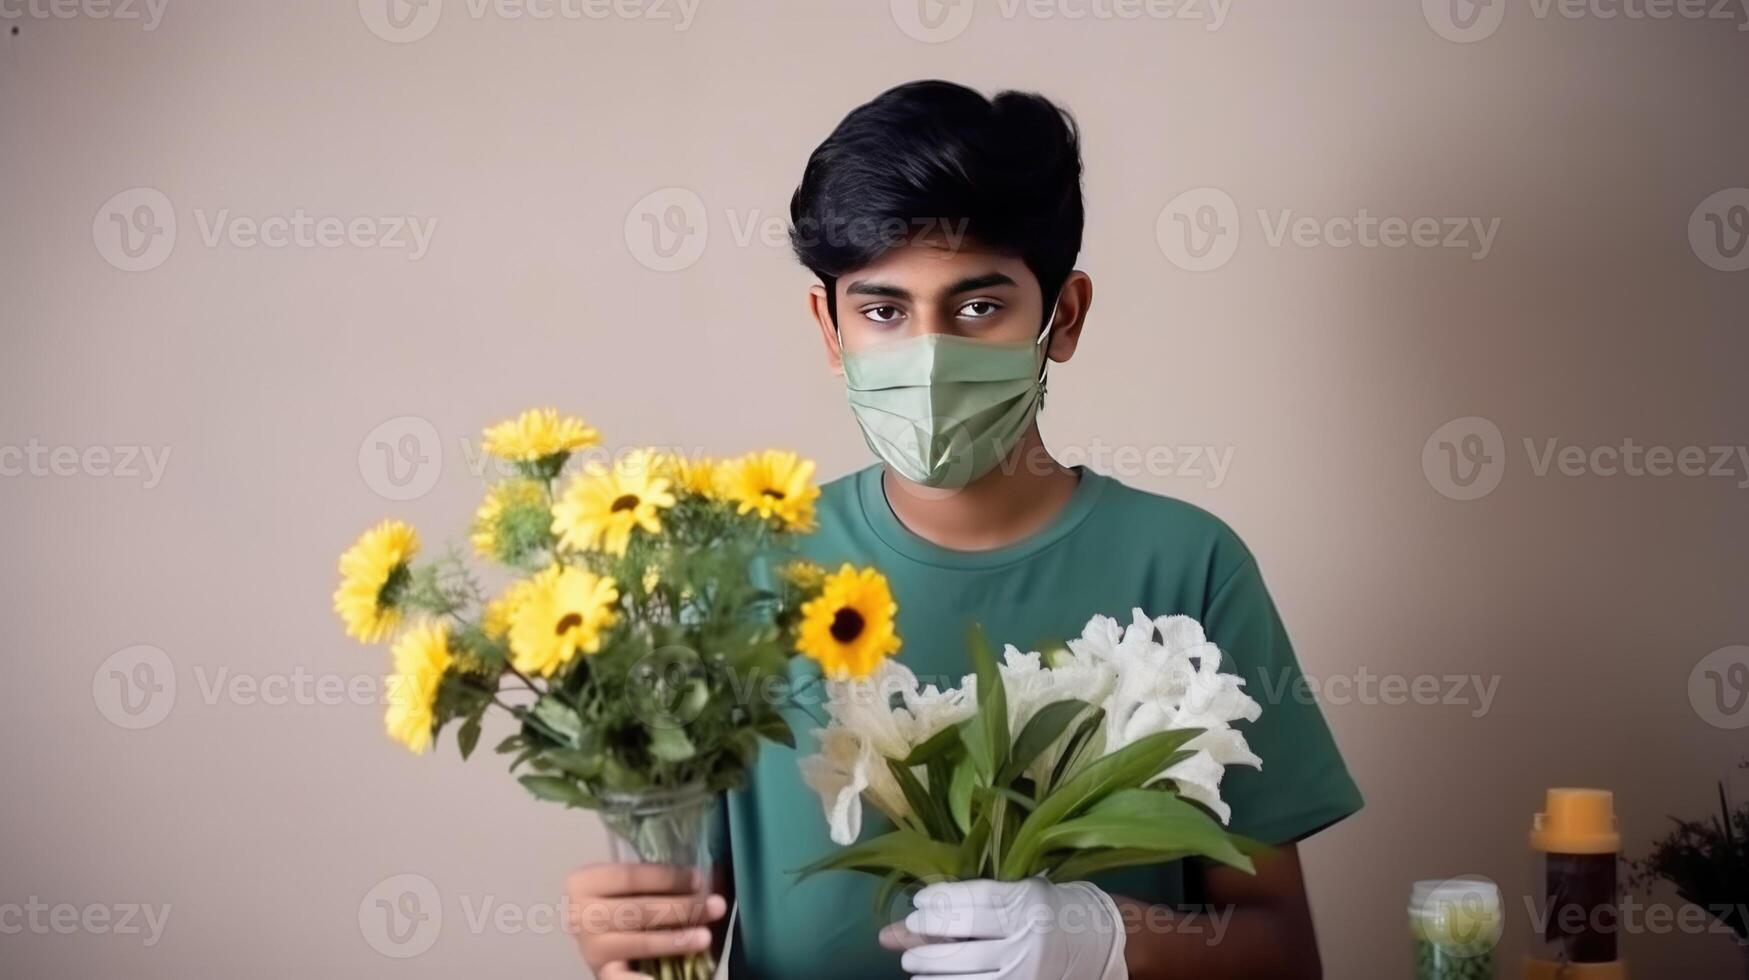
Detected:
left=799, top=608, right=1264, bottom=844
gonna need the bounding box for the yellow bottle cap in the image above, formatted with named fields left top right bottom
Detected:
left=1529, top=788, right=1621, bottom=855
left=1523, top=958, right=1628, bottom=980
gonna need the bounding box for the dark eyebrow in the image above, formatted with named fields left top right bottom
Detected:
left=944, top=272, right=1017, bottom=295
left=843, top=272, right=1017, bottom=301
left=843, top=280, right=910, bottom=300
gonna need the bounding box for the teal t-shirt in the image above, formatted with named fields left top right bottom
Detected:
left=725, top=465, right=1362, bottom=979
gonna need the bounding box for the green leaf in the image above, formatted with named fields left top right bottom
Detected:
left=957, top=807, right=993, bottom=879
left=529, top=696, right=585, bottom=747
left=647, top=725, right=697, bottom=763
left=1001, top=727, right=1204, bottom=880
left=518, top=775, right=592, bottom=808
left=996, top=699, right=1089, bottom=787
left=1047, top=847, right=1193, bottom=881
left=494, top=734, right=526, bottom=755
left=1048, top=707, right=1106, bottom=792
left=456, top=714, right=482, bottom=761
left=994, top=787, right=1039, bottom=812
left=902, top=725, right=963, bottom=768
left=1032, top=788, right=1253, bottom=876
left=960, top=624, right=1008, bottom=782
left=888, top=758, right=957, bottom=843
left=795, top=829, right=963, bottom=882
left=537, top=748, right=603, bottom=779
left=949, top=755, right=978, bottom=834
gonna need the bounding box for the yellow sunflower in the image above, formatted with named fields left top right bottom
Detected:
left=796, top=565, right=900, bottom=679
left=333, top=520, right=420, bottom=644
left=482, top=574, right=544, bottom=640
left=481, top=408, right=600, bottom=463
left=508, top=565, right=621, bottom=676
left=651, top=451, right=721, bottom=498
left=384, top=621, right=453, bottom=754
left=721, top=450, right=820, bottom=532
left=470, top=478, right=549, bottom=560
left=551, top=449, right=677, bottom=556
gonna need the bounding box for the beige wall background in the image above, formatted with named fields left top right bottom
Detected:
left=3, top=0, right=1747, bottom=976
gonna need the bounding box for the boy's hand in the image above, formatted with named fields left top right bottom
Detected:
left=566, top=863, right=726, bottom=979
left=879, top=878, right=1127, bottom=980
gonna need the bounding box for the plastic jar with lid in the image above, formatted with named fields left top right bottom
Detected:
left=1411, top=877, right=1503, bottom=980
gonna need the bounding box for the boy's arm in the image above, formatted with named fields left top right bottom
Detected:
left=1112, top=845, right=1321, bottom=980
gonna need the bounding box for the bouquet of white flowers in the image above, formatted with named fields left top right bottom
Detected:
left=798, top=609, right=1265, bottom=891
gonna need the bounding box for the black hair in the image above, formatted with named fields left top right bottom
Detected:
left=788, top=80, right=1084, bottom=324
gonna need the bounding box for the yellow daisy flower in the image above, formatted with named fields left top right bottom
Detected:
left=470, top=478, right=549, bottom=560
left=508, top=565, right=620, bottom=676
left=481, top=408, right=600, bottom=463
left=482, top=574, right=544, bottom=640
left=721, top=450, right=820, bottom=532
left=780, top=559, right=826, bottom=591
left=551, top=449, right=677, bottom=556
left=796, top=565, right=900, bottom=679
left=384, top=621, right=453, bottom=754
left=651, top=451, right=721, bottom=498
left=333, top=520, right=420, bottom=644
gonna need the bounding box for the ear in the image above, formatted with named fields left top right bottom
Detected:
left=808, top=283, right=844, bottom=376
left=1044, top=271, right=1092, bottom=364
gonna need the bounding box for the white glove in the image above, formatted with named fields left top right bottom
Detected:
left=892, top=878, right=1128, bottom=980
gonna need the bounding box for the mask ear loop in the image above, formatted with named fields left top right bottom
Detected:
left=1035, top=294, right=1061, bottom=408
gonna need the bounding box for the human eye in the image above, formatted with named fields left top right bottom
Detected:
left=859, top=304, right=906, bottom=325
left=956, top=298, right=1004, bottom=320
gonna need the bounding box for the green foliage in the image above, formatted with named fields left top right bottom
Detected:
left=1629, top=776, right=1749, bottom=940
left=389, top=451, right=834, bottom=812
left=798, top=636, right=1262, bottom=889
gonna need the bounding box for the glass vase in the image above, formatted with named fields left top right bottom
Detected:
left=599, top=783, right=719, bottom=980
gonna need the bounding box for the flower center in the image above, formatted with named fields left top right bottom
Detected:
left=829, top=608, right=865, bottom=643
left=762, top=488, right=786, bottom=500
left=610, top=494, right=640, bottom=512
left=555, top=612, right=583, bottom=635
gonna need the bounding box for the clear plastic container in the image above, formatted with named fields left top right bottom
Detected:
left=1410, top=877, right=1502, bottom=980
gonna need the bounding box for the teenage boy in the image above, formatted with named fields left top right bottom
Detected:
left=569, top=80, right=1362, bottom=980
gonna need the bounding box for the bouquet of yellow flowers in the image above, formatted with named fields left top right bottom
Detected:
left=331, top=408, right=899, bottom=980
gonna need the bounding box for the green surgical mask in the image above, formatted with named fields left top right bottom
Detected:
left=839, top=313, right=1055, bottom=488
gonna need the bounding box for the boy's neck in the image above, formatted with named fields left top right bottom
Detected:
left=879, top=425, right=1080, bottom=552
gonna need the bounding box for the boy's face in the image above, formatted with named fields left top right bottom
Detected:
left=809, top=238, right=1087, bottom=369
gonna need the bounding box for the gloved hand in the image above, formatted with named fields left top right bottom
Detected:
left=880, top=878, right=1128, bottom=980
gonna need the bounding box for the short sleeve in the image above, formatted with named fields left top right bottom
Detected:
left=1203, top=556, right=1363, bottom=845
